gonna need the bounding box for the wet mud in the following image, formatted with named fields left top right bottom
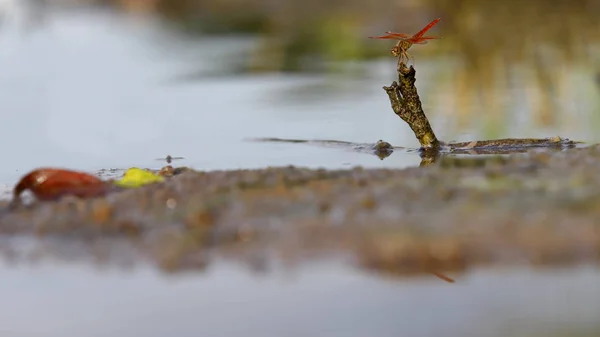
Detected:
left=1, top=144, right=600, bottom=277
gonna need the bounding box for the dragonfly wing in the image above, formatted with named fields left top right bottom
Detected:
left=412, top=18, right=441, bottom=39
left=369, top=34, right=403, bottom=40
left=384, top=31, right=412, bottom=38
left=369, top=31, right=412, bottom=39
left=410, top=36, right=441, bottom=44
left=416, top=36, right=440, bottom=40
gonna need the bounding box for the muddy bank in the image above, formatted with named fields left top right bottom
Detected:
left=1, top=145, right=600, bottom=276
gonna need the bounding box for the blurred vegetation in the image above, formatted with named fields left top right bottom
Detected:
left=9, top=0, right=599, bottom=138
left=430, top=0, right=600, bottom=136
left=105, top=0, right=443, bottom=72
left=104, top=0, right=600, bottom=67
left=102, top=0, right=600, bottom=138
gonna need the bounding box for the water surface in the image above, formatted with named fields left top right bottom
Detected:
left=1, top=261, right=599, bottom=337
left=0, top=9, right=426, bottom=189
left=2, top=8, right=595, bottom=189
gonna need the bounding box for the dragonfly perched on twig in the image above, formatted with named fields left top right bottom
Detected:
left=369, top=18, right=442, bottom=64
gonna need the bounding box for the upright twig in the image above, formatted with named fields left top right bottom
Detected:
left=383, top=62, right=440, bottom=152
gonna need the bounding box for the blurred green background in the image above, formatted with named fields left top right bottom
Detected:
left=103, top=0, right=599, bottom=137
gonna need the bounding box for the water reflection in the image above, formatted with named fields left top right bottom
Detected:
left=0, top=262, right=599, bottom=337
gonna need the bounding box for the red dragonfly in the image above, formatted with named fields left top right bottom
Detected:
left=369, top=18, right=441, bottom=64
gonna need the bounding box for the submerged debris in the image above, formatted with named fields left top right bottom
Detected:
left=250, top=137, right=397, bottom=159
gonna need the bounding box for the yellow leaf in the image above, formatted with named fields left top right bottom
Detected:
left=114, top=167, right=164, bottom=188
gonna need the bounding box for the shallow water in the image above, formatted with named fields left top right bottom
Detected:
left=2, top=7, right=596, bottom=190
left=0, top=8, right=425, bottom=189
left=1, top=261, right=599, bottom=337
